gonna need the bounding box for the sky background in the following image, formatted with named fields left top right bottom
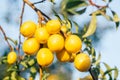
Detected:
left=0, top=0, right=120, bottom=80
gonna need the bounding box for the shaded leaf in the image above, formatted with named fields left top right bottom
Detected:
left=76, top=8, right=86, bottom=14
left=111, top=10, right=120, bottom=29
left=111, top=11, right=120, bottom=22
left=115, top=22, right=120, bottom=30
left=103, top=68, right=116, bottom=76
left=52, top=10, right=62, bottom=22
left=66, top=0, right=85, bottom=9
left=109, top=0, right=112, bottom=3
left=82, top=14, right=97, bottom=38
left=100, top=69, right=106, bottom=79
left=0, top=64, right=11, bottom=79
left=114, top=66, right=118, bottom=79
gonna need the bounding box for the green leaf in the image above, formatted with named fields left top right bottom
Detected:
left=103, top=62, right=112, bottom=75
left=100, top=69, right=106, bottom=79
left=11, top=71, right=17, bottom=80
left=17, top=76, right=25, bottom=80
left=103, top=68, right=116, bottom=76
left=109, top=0, right=112, bottom=3
left=66, top=0, right=85, bottom=9
left=111, top=11, right=120, bottom=22
left=75, top=8, right=86, bottom=14
left=20, top=61, right=28, bottom=68
left=0, top=64, right=11, bottom=79
left=82, top=14, right=97, bottom=38
left=111, top=10, right=120, bottom=29
left=28, top=59, right=35, bottom=66
left=49, top=0, right=55, bottom=4
left=3, top=76, right=10, bottom=80
left=115, top=22, right=120, bottom=30
left=114, top=67, right=118, bottom=79
left=30, top=66, right=37, bottom=74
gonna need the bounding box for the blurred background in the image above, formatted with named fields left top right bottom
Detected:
left=0, top=0, right=120, bottom=80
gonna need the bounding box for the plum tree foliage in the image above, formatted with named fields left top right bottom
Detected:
left=0, top=0, right=119, bottom=80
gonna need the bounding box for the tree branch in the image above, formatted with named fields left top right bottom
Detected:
left=88, top=0, right=107, bottom=8
left=89, top=67, right=98, bottom=80
left=33, top=0, right=46, bottom=4
left=39, top=65, right=43, bottom=80
left=18, top=2, right=25, bottom=60
left=0, top=25, right=13, bottom=51
left=23, top=0, right=44, bottom=24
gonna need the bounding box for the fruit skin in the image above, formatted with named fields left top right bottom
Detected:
left=20, top=21, right=37, bottom=37
left=7, top=51, right=17, bottom=64
left=36, top=48, right=54, bottom=67
left=69, top=53, right=77, bottom=62
left=35, top=27, right=49, bottom=44
left=22, top=38, right=40, bottom=55
left=61, top=25, right=67, bottom=33
left=47, top=34, right=64, bottom=52
left=56, top=49, right=70, bottom=62
left=47, top=74, right=59, bottom=80
left=74, top=53, right=91, bottom=72
left=79, top=75, right=93, bottom=80
left=46, top=20, right=61, bottom=34
left=65, top=35, right=82, bottom=53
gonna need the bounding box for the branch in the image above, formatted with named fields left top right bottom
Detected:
left=88, top=0, right=107, bottom=8
left=39, top=65, right=43, bottom=80
left=0, top=25, right=13, bottom=51
left=89, top=67, right=98, bottom=80
left=33, top=0, right=46, bottom=4
left=23, top=0, right=44, bottom=24
left=18, top=2, right=25, bottom=60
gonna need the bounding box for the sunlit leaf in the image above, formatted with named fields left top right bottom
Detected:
left=17, top=76, right=25, bottom=80
left=114, top=67, right=118, bottom=79
left=30, top=66, right=37, bottom=74
left=28, top=59, right=36, bottom=66
left=95, top=53, right=101, bottom=65
left=11, top=71, right=17, bottom=80
left=103, top=62, right=112, bottom=75
left=82, top=14, right=97, bottom=38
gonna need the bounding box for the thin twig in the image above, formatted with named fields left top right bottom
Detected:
left=23, top=0, right=44, bottom=24
left=88, top=0, right=107, bottom=8
left=39, top=66, right=43, bottom=80
left=18, top=2, right=25, bottom=60
left=33, top=0, right=46, bottom=4
left=89, top=67, right=98, bottom=80
left=0, top=25, right=13, bottom=51
left=41, top=11, right=51, bottom=20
